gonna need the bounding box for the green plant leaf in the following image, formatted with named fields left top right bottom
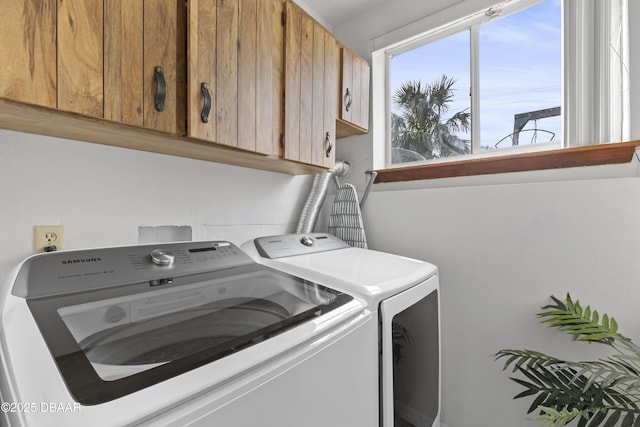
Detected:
left=588, top=410, right=607, bottom=427
left=530, top=392, right=550, bottom=413
left=603, top=411, right=621, bottom=427
left=621, top=411, right=635, bottom=427
left=537, top=406, right=583, bottom=427
left=495, top=349, right=562, bottom=372
left=497, top=294, right=640, bottom=427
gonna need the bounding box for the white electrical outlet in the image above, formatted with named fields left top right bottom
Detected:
left=34, top=225, right=64, bottom=253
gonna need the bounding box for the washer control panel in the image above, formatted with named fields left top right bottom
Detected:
left=13, top=241, right=253, bottom=299
left=255, top=233, right=350, bottom=259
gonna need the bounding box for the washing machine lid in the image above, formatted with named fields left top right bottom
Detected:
left=253, top=234, right=438, bottom=302
left=15, top=241, right=358, bottom=405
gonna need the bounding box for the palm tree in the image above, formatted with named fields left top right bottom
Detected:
left=391, top=75, right=471, bottom=161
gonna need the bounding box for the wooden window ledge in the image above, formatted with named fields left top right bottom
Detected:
left=373, top=141, right=640, bottom=183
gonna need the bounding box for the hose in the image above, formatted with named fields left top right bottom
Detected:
left=296, top=161, right=350, bottom=234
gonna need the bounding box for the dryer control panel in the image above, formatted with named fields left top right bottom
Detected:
left=255, top=234, right=350, bottom=259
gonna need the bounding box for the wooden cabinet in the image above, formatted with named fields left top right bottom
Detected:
left=337, top=47, right=370, bottom=138
left=188, top=0, right=283, bottom=156
left=0, top=0, right=57, bottom=108
left=0, top=0, right=183, bottom=133
left=104, top=0, right=184, bottom=133
left=0, top=0, right=364, bottom=174
left=284, top=1, right=338, bottom=169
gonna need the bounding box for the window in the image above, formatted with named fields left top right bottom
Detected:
left=388, top=0, right=561, bottom=165
left=372, top=0, right=631, bottom=171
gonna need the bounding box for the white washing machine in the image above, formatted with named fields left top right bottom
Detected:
left=242, top=233, right=441, bottom=427
left=0, top=241, right=378, bottom=426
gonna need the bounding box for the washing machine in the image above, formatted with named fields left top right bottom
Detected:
left=0, top=240, right=378, bottom=426
left=242, top=233, right=441, bottom=427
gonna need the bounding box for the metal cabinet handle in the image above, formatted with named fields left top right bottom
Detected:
left=344, top=88, right=352, bottom=112
left=154, top=66, right=166, bottom=112
left=200, top=82, right=211, bottom=123
left=325, top=132, right=333, bottom=158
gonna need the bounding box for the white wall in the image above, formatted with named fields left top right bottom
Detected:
left=331, top=1, right=640, bottom=426
left=0, top=129, right=311, bottom=285
left=363, top=170, right=640, bottom=426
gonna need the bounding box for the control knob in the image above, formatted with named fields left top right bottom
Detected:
left=150, top=249, right=175, bottom=267
left=300, top=236, right=315, bottom=247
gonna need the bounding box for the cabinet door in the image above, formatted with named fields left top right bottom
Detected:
left=105, top=0, right=182, bottom=133
left=104, top=0, right=144, bottom=126
left=322, top=30, right=338, bottom=168
left=57, top=0, right=104, bottom=118
left=354, top=53, right=370, bottom=130
left=338, top=47, right=370, bottom=137
left=142, top=0, right=182, bottom=134
left=0, top=0, right=56, bottom=108
left=284, top=1, right=337, bottom=168
left=188, top=0, right=282, bottom=155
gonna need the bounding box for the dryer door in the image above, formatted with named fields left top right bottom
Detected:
left=380, top=275, right=440, bottom=427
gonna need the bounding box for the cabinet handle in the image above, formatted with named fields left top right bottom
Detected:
left=154, top=66, right=166, bottom=112
left=344, top=88, right=352, bottom=112
left=325, top=132, right=333, bottom=158
left=200, top=82, right=211, bottom=123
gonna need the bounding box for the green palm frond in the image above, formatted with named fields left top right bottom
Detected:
left=495, top=349, right=563, bottom=372
left=496, top=294, right=640, bottom=427
left=570, top=359, right=640, bottom=393
left=538, top=294, right=620, bottom=345
left=537, top=406, right=583, bottom=427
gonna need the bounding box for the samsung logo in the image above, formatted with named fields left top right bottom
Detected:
left=61, top=257, right=103, bottom=265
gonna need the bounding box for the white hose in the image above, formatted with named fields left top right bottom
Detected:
left=296, top=161, right=350, bottom=234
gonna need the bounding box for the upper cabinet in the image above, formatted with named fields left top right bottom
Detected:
left=0, top=0, right=57, bottom=108
left=103, top=0, right=184, bottom=133
left=0, top=0, right=183, bottom=133
left=337, top=47, right=370, bottom=138
left=187, top=0, right=283, bottom=156
left=284, top=1, right=338, bottom=169
left=0, top=0, right=367, bottom=174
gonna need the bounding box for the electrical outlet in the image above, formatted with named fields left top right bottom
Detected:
left=34, top=225, right=64, bottom=253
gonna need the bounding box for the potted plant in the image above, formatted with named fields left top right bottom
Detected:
left=495, top=294, right=640, bottom=426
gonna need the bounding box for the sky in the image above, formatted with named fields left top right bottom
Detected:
left=390, top=0, right=561, bottom=151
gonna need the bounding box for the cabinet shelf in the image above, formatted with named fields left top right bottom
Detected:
left=0, top=98, right=326, bottom=175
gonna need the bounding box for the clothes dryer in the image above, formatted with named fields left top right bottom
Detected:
left=243, top=233, right=441, bottom=427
